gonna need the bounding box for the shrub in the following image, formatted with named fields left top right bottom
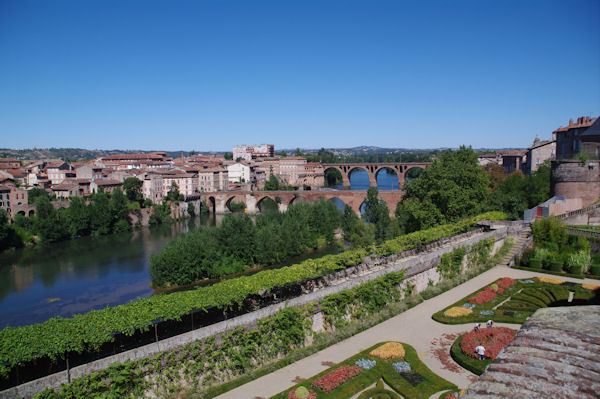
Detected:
left=520, top=248, right=535, bottom=266
left=549, top=261, right=563, bottom=272
left=531, top=217, right=567, bottom=250
left=566, top=250, right=591, bottom=273
left=569, top=265, right=583, bottom=275
left=590, top=264, right=600, bottom=276
left=529, top=259, right=542, bottom=269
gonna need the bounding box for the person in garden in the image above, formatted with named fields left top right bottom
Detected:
left=487, top=319, right=493, bottom=328
left=474, top=322, right=480, bottom=331
left=475, top=344, right=486, bottom=360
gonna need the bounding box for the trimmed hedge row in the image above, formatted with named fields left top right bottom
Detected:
left=0, top=212, right=505, bottom=379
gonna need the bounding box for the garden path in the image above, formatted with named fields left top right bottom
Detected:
left=216, top=266, right=598, bottom=399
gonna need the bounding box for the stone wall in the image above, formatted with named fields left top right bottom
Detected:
left=551, top=160, right=600, bottom=207
left=1, top=225, right=519, bottom=399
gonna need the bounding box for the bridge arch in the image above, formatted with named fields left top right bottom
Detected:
left=374, top=167, right=400, bottom=190
left=225, top=195, right=246, bottom=212
left=256, top=195, right=279, bottom=213
left=403, top=166, right=425, bottom=183
left=323, top=166, right=345, bottom=188
left=207, top=196, right=216, bottom=213
left=289, top=195, right=309, bottom=207
left=28, top=209, right=35, bottom=217
left=347, top=166, right=371, bottom=189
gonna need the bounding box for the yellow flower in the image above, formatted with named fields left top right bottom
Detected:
left=582, top=284, right=600, bottom=291
left=370, top=342, right=405, bottom=359
left=444, top=307, right=473, bottom=317
left=536, top=277, right=564, bottom=284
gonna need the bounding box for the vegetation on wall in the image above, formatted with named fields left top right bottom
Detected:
left=0, top=212, right=505, bottom=381
left=33, top=226, right=511, bottom=399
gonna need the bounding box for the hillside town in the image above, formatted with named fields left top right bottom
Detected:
left=1, top=115, right=598, bottom=222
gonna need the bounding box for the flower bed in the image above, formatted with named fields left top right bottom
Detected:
left=582, top=283, right=600, bottom=291
left=444, top=307, right=473, bottom=317
left=459, top=327, right=516, bottom=360
left=468, top=287, right=497, bottom=304
left=355, top=358, right=376, bottom=370
left=311, top=365, right=362, bottom=393
left=288, top=387, right=317, bottom=399
left=392, top=361, right=411, bottom=373
left=497, top=277, right=516, bottom=289
left=370, top=342, right=405, bottom=359
left=535, top=277, right=564, bottom=285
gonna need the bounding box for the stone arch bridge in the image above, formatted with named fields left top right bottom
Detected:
left=321, top=162, right=431, bottom=187
left=200, top=190, right=404, bottom=216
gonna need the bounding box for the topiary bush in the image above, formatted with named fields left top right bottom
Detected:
left=590, top=264, right=600, bottom=276
left=529, top=259, right=542, bottom=270
left=549, top=261, right=563, bottom=272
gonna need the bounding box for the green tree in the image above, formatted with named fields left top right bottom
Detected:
left=224, top=152, right=233, bottom=160
left=167, top=182, right=180, bottom=201
left=264, top=174, right=280, bottom=191
left=397, top=146, right=490, bottom=232
left=187, top=202, right=196, bottom=217
left=110, top=188, right=129, bottom=230
left=217, top=214, right=256, bottom=265
left=28, top=187, right=49, bottom=204
left=35, top=196, right=68, bottom=243
left=122, top=177, right=143, bottom=202
left=363, top=187, right=391, bottom=243
left=89, top=192, right=112, bottom=236
left=0, top=210, right=23, bottom=252
left=65, top=197, right=91, bottom=238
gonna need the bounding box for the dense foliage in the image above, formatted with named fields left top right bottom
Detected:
left=0, top=210, right=23, bottom=252
left=149, top=200, right=342, bottom=287
left=484, top=164, right=551, bottom=219
left=395, top=146, right=490, bottom=233
left=0, top=212, right=504, bottom=379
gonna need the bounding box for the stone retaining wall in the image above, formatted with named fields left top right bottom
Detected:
left=1, top=225, right=518, bottom=399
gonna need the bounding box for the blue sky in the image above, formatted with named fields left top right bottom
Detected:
left=1, top=0, right=599, bottom=152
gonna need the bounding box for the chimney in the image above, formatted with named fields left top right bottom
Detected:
left=569, top=119, right=574, bottom=125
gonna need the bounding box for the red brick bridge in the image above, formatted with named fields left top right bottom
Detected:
left=321, top=162, right=431, bottom=187
left=200, top=190, right=405, bottom=216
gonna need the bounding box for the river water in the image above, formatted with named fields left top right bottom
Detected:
left=0, top=170, right=400, bottom=328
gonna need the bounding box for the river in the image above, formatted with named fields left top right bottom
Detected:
left=0, top=170, right=400, bottom=328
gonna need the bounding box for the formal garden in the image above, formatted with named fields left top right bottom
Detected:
left=433, top=276, right=600, bottom=325
left=271, top=342, right=456, bottom=399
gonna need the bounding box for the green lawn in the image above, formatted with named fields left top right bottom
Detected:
left=270, top=342, right=456, bottom=399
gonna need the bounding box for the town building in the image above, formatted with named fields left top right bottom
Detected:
left=198, top=168, right=229, bottom=192
left=551, top=116, right=600, bottom=207
left=46, top=162, right=74, bottom=184
left=0, top=185, right=28, bottom=218
left=233, top=144, right=275, bottom=161
left=278, top=157, right=307, bottom=186
left=90, top=179, right=122, bottom=194
left=524, top=136, right=555, bottom=174
left=554, top=116, right=598, bottom=159
left=227, top=162, right=254, bottom=184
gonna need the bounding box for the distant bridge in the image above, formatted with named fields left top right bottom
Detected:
left=200, top=190, right=405, bottom=216
left=321, top=162, right=431, bottom=187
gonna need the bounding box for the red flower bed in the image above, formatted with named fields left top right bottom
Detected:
left=497, top=277, right=516, bottom=289
left=311, top=365, right=362, bottom=393
left=460, top=327, right=516, bottom=360
left=468, top=289, right=497, bottom=304
left=497, top=287, right=504, bottom=295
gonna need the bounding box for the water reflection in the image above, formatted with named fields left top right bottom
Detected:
left=0, top=214, right=221, bottom=328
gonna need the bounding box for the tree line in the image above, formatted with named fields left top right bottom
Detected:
left=149, top=199, right=342, bottom=287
